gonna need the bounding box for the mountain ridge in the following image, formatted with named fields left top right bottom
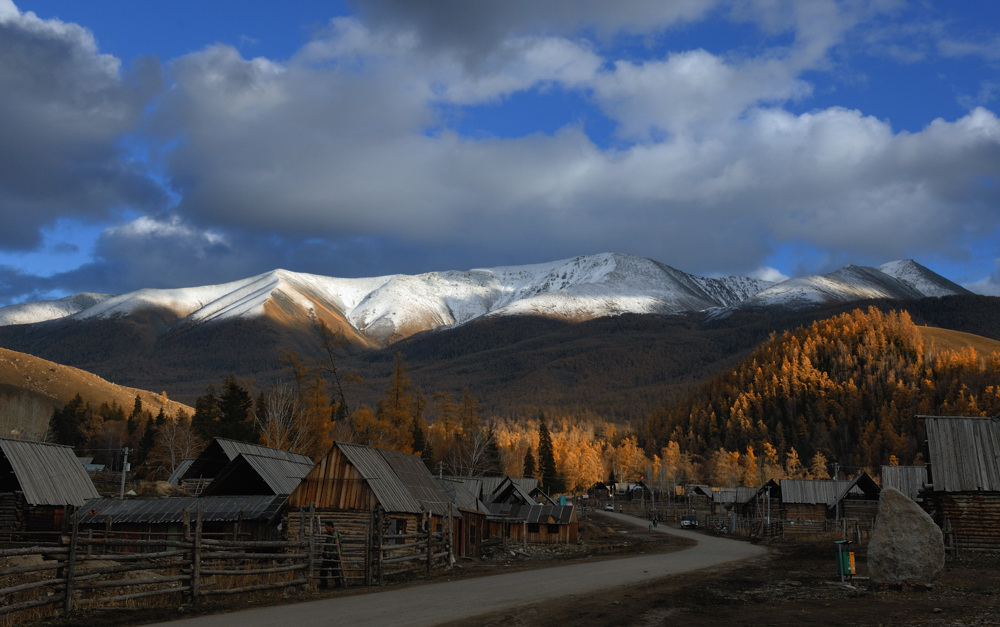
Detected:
left=0, top=254, right=968, bottom=348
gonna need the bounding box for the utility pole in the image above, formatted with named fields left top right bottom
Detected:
left=119, top=447, right=130, bottom=499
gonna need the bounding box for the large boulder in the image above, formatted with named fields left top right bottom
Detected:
left=867, top=486, right=945, bottom=585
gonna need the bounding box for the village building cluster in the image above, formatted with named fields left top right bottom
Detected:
left=1, top=415, right=998, bottom=568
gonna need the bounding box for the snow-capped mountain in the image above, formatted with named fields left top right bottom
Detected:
left=0, top=292, right=112, bottom=326
left=730, top=260, right=971, bottom=313
left=0, top=254, right=970, bottom=347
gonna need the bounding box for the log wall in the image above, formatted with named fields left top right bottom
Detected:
left=937, top=492, right=1000, bottom=551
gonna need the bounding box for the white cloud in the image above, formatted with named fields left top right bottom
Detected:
left=751, top=267, right=790, bottom=283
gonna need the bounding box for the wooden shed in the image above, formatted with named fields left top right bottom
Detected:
left=180, top=438, right=312, bottom=496
left=922, top=416, right=1000, bottom=551
left=77, top=495, right=287, bottom=543
left=0, top=438, right=100, bottom=539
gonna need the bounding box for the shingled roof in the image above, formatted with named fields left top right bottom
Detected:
left=0, top=439, right=99, bottom=506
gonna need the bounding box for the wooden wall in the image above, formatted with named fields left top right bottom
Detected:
left=935, top=492, right=1000, bottom=551
left=288, top=447, right=377, bottom=510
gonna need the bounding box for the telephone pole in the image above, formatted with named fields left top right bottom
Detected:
left=119, top=447, right=130, bottom=499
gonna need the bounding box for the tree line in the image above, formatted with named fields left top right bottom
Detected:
left=50, top=305, right=1000, bottom=494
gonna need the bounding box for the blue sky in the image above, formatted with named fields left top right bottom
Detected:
left=2, top=0, right=1000, bottom=305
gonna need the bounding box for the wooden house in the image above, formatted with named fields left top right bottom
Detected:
left=586, top=481, right=610, bottom=501
left=179, top=438, right=313, bottom=496
left=0, top=438, right=100, bottom=539
left=923, top=416, right=1000, bottom=551
left=624, top=481, right=653, bottom=502
left=828, top=473, right=880, bottom=525
left=711, top=487, right=758, bottom=516
left=481, top=476, right=578, bottom=544
left=777, top=475, right=879, bottom=536
left=485, top=502, right=579, bottom=544
left=287, top=441, right=453, bottom=538
left=437, top=477, right=488, bottom=558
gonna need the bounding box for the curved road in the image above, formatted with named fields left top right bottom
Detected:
left=146, top=514, right=765, bottom=627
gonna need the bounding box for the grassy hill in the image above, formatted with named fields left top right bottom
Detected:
left=0, top=347, right=193, bottom=441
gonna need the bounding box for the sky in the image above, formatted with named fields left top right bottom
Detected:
left=2, top=0, right=1000, bottom=305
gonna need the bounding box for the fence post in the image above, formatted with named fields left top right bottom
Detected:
left=63, top=508, right=79, bottom=615
left=447, top=502, right=454, bottom=569
left=426, top=514, right=432, bottom=577
left=307, top=503, right=315, bottom=588
left=191, top=506, right=203, bottom=603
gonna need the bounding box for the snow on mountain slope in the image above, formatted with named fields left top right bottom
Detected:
left=0, top=293, right=112, bottom=326
left=878, top=260, right=973, bottom=297
left=734, top=263, right=954, bottom=312
left=0, top=254, right=971, bottom=346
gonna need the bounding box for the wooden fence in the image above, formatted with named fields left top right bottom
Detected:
left=0, top=505, right=451, bottom=623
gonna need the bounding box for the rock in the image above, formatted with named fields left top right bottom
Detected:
left=867, top=487, right=945, bottom=585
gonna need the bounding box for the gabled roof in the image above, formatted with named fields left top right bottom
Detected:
left=0, top=439, right=100, bottom=506
left=181, top=438, right=311, bottom=482
left=712, top=487, right=759, bottom=505
left=77, top=495, right=286, bottom=524
left=200, top=452, right=313, bottom=497
left=828, top=473, right=880, bottom=510
left=923, top=416, right=1000, bottom=492
left=779, top=479, right=863, bottom=505
left=437, top=478, right=489, bottom=514
left=489, top=476, right=537, bottom=505
left=380, top=447, right=451, bottom=517
left=880, top=465, right=927, bottom=501
left=336, top=442, right=451, bottom=517
left=479, top=476, right=537, bottom=498
left=529, top=486, right=557, bottom=505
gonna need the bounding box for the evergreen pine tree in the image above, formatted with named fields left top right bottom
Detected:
left=483, top=428, right=503, bottom=477
left=48, top=393, right=87, bottom=449
left=538, top=417, right=564, bottom=494
left=127, top=395, right=143, bottom=436
left=523, top=447, right=536, bottom=479
left=192, top=384, right=222, bottom=441
left=218, top=374, right=257, bottom=443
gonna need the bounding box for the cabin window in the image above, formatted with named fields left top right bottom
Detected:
left=389, top=518, right=406, bottom=544
left=547, top=524, right=559, bottom=534
left=528, top=523, right=540, bottom=533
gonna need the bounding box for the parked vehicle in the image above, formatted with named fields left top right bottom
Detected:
left=680, top=515, right=699, bottom=529
left=604, top=502, right=615, bottom=511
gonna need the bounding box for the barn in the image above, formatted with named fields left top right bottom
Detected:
left=922, top=416, right=1000, bottom=551
left=0, top=438, right=100, bottom=540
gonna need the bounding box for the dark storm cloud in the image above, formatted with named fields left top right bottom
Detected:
left=353, top=0, right=717, bottom=62
left=0, top=5, right=165, bottom=250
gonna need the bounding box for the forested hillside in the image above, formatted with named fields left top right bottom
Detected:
left=643, top=306, right=1000, bottom=478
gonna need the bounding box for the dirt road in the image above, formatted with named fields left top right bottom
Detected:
left=144, top=514, right=765, bottom=627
